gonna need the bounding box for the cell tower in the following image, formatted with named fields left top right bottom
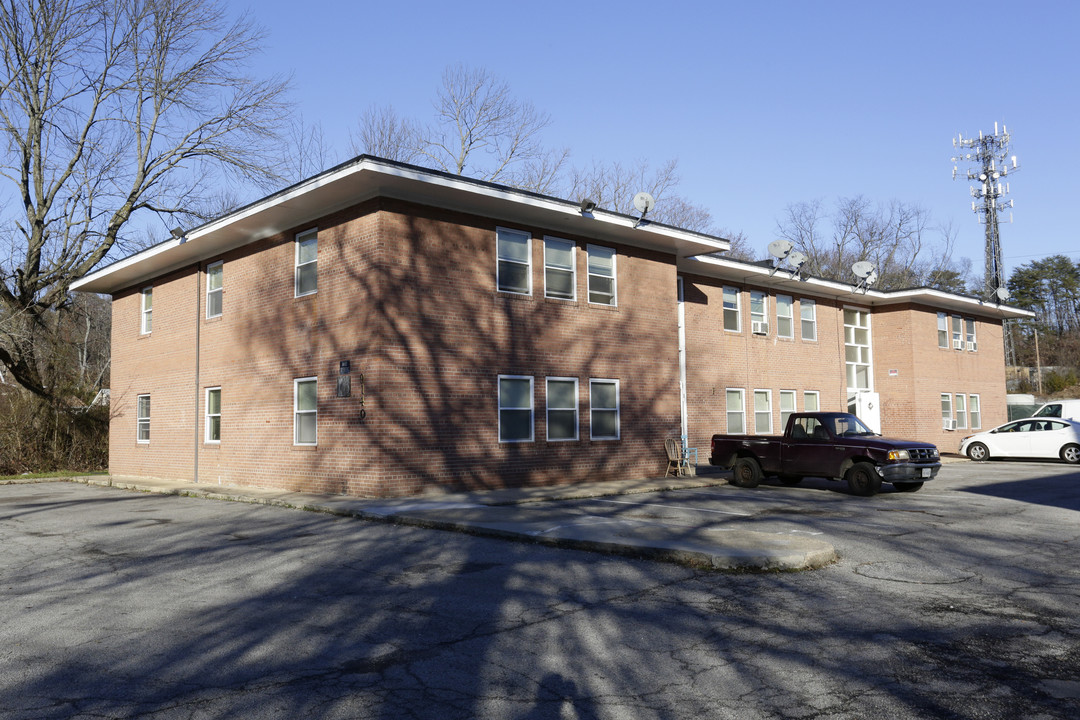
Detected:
left=951, top=122, right=1019, bottom=363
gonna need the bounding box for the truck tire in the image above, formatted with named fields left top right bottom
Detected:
left=731, top=457, right=762, bottom=488
left=892, top=482, right=923, bottom=492
left=1061, top=444, right=1080, bottom=464
left=846, top=462, right=882, bottom=496
left=966, top=442, right=989, bottom=461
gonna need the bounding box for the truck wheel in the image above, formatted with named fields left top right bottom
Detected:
left=966, top=442, right=989, bottom=461
left=846, top=462, right=882, bottom=496
left=779, top=476, right=803, bottom=486
left=1061, top=444, right=1080, bottom=464
left=892, top=482, right=923, bottom=492
left=731, top=457, right=762, bottom=488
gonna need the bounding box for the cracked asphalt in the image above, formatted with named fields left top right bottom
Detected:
left=2, top=460, right=1080, bottom=719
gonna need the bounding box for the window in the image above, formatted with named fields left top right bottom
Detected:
left=587, top=245, right=616, bottom=305
left=969, top=394, right=981, bottom=429
left=800, top=299, right=817, bottom=341
left=546, top=377, right=578, bottom=441
left=140, top=287, right=153, bottom=334
left=754, top=390, right=772, bottom=434
left=205, top=387, right=221, bottom=443
left=941, top=393, right=953, bottom=429
left=544, top=237, right=575, bottom=300
left=750, top=291, right=768, bottom=335
left=294, top=377, right=317, bottom=445
left=844, top=308, right=872, bottom=391
left=723, top=287, right=741, bottom=332
left=951, top=315, right=962, bottom=350
left=496, top=228, right=531, bottom=295
left=136, top=394, right=150, bottom=443
left=295, top=229, right=318, bottom=297
left=499, top=375, right=533, bottom=442
left=965, top=318, right=977, bottom=351
left=955, top=393, right=967, bottom=430
left=206, top=262, right=223, bottom=318
left=726, top=389, right=745, bottom=434
left=589, top=379, right=620, bottom=440
left=780, top=390, right=797, bottom=429
left=776, top=295, right=793, bottom=338
left=937, top=312, right=948, bottom=348
left=803, top=391, right=820, bottom=413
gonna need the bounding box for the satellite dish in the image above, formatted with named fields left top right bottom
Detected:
left=865, top=270, right=879, bottom=286
left=995, top=287, right=1011, bottom=302
left=851, top=261, right=875, bottom=279
left=633, top=192, right=655, bottom=215
left=767, top=239, right=794, bottom=260
left=787, top=250, right=808, bottom=269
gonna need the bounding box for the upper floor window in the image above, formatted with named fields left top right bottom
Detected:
left=800, top=299, right=817, bottom=341
left=937, top=312, right=948, bottom=348
left=207, top=262, right=223, bottom=318
left=750, top=291, right=768, bottom=335
left=137, top=394, right=150, bottom=442
left=965, top=318, right=977, bottom=351
left=844, top=308, right=871, bottom=392
left=294, top=377, right=318, bottom=445
left=951, top=315, right=962, bottom=350
left=140, top=287, right=153, bottom=334
left=295, top=229, right=318, bottom=297
left=723, top=287, right=740, bottom=332
left=776, top=295, right=793, bottom=338
left=544, top=237, right=575, bottom=300
left=587, top=245, right=616, bottom=306
left=499, top=375, right=534, bottom=442
left=496, top=228, right=531, bottom=295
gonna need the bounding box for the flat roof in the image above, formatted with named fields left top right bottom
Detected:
left=72, top=156, right=731, bottom=295
left=681, top=254, right=1036, bottom=320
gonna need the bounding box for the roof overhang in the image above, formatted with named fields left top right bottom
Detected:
left=72, top=156, right=731, bottom=295
left=681, top=254, right=1036, bottom=321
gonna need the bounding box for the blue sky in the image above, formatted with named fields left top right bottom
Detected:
left=232, top=0, right=1078, bottom=280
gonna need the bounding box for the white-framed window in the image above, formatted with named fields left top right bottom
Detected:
left=140, top=287, right=153, bottom=334
left=803, top=390, right=820, bottom=412
left=941, top=393, right=953, bottom=429
left=497, top=227, right=532, bottom=295
left=951, top=315, right=962, bottom=350
left=723, top=286, right=741, bottom=332
left=206, top=261, right=223, bottom=318
left=969, top=394, right=981, bottom=429
left=136, top=394, right=150, bottom=443
left=750, top=291, right=768, bottom=335
left=294, top=377, right=318, bottom=446
left=800, top=299, right=817, bottom=341
left=844, top=307, right=872, bottom=392
left=546, top=377, right=578, bottom=441
left=499, top=375, right=533, bottom=442
left=589, top=378, right=620, bottom=440
left=205, top=387, right=221, bottom=443
left=295, top=229, right=318, bottom=297
left=965, top=318, right=977, bottom=351
left=780, top=390, right=797, bottom=430
left=955, top=393, right=967, bottom=430
left=587, top=245, right=616, bottom=306
left=937, top=312, right=949, bottom=348
left=754, top=389, right=772, bottom=434
left=544, top=237, right=575, bottom=300
left=776, top=295, right=794, bottom=338
left=726, top=388, right=745, bottom=434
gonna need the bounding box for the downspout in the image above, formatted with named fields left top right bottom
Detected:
left=677, top=277, right=688, bottom=446
left=194, top=261, right=201, bottom=484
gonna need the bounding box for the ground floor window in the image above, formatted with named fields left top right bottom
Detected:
left=590, top=379, right=620, bottom=440
left=137, top=394, right=150, bottom=443
left=955, top=393, right=967, bottom=430
left=294, top=378, right=318, bottom=446
left=803, top=391, right=820, bottom=412
left=754, top=390, right=772, bottom=434
left=941, top=393, right=953, bottom=430
left=780, top=390, right=796, bottom=430
left=499, top=375, right=534, bottom=442
left=969, top=394, right=981, bottom=429
left=546, top=377, right=578, bottom=441
left=206, top=387, right=221, bottom=443
left=726, top=389, right=745, bottom=434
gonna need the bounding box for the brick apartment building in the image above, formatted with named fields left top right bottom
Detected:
left=72, top=156, right=1034, bottom=497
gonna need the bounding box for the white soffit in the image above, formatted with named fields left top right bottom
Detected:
left=72, top=157, right=730, bottom=294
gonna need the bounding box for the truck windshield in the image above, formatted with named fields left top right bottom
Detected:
left=833, top=416, right=876, bottom=437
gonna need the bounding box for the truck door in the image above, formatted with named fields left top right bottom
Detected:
left=783, top=417, right=845, bottom=478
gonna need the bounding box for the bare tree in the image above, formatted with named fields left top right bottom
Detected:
left=350, top=104, right=421, bottom=164
left=0, top=0, right=289, bottom=399
left=278, top=113, right=334, bottom=184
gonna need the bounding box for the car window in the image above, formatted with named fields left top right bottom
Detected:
left=1035, top=404, right=1062, bottom=418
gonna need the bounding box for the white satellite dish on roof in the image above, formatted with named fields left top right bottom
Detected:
left=787, top=250, right=808, bottom=270
left=632, top=192, right=655, bottom=228
left=767, top=239, right=794, bottom=260
left=851, top=261, right=875, bottom=279
left=995, top=286, right=1011, bottom=302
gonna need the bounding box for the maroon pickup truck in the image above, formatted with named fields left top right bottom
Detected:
left=709, top=412, right=941, bottom=496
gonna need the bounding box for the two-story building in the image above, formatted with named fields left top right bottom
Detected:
left=72, top=156, right=1034, bottom=497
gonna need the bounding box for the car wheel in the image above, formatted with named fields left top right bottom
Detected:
left=893, top=482, right=924, bottom=492
left=779, top=476, right=803, bottom=486
left=1061, top=444, right=1080, bottom=465
left=966, top=442, right=989, bottom=461
left=845, top=462, right=882, bottom=496
left=730, top=457, right=762, bottom=488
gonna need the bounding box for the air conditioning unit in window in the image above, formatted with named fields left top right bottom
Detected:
left=943, top=418, right=957, bottom=430
left=751, top=321, right=769, bottom=335
left=952, top=338, right=963, bottom=350
left=967, top=341, right=977, bottom=352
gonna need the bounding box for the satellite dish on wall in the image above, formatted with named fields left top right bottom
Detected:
left=767, top=239, right=794, bottom=260
left=851, top=261, right=875, bottom=279
left=632, top=192, right=655, bottom=227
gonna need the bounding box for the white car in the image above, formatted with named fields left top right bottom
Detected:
left=960, top=418, right=1080, bottom=464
